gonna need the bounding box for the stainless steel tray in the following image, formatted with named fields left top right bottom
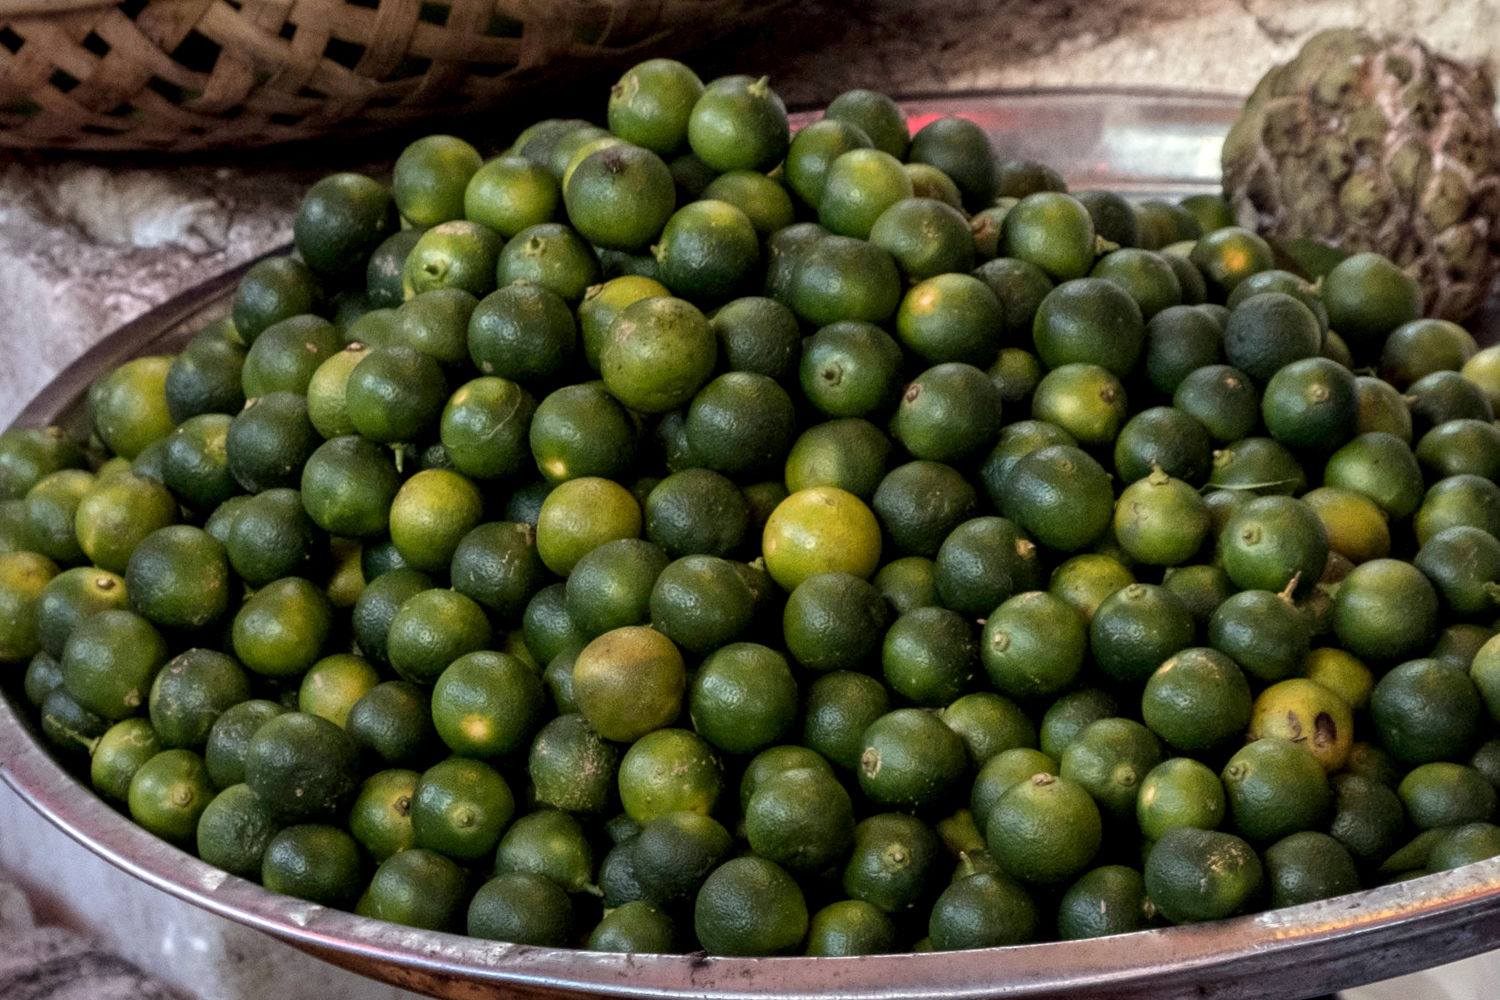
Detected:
left=5, top=88, right=1500, bottom=1000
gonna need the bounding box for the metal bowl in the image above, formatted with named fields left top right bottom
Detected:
left=5, top=88, right=1500, bottom=1000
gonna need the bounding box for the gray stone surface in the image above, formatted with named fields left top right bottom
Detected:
left=739, top=0, right=1498, bottom=102
left=0, top=877, right=36, bottom=933
left=0, top=925, right=188, bottom=1000
left=0, top=161, right=313, bottom=428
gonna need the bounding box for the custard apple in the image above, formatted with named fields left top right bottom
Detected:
left=1222, top=29, right=1500, bottom=323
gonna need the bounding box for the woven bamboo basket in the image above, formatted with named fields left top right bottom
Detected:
left=0, top=0, right=780, bottom=151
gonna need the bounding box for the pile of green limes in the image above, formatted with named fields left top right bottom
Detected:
left=5, top=58, right=1500, bottom=958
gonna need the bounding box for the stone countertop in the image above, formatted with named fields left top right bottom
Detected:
left=0, top=868, right=189, bottom=1000
left=3, top=0, right=1496, bottom=426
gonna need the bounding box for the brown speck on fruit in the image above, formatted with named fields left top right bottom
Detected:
left=860, top=746, right=881, bottom=779
left=1314, top=711, right=1337, bottom=749
left=1285, top=710, right=1305, bottom=741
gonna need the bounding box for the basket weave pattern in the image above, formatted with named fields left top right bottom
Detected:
left=0, top=0, right=771, bottom=151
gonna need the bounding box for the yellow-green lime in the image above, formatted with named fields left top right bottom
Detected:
left=536, top=476, right=641, bottom=576
left=618, top=727, right=722, bottom=822
left=571, top=625, right=686, bottom=742
left=762, top=486, right=882, bottom=591
left=127, top=748, right=215, bottom=845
